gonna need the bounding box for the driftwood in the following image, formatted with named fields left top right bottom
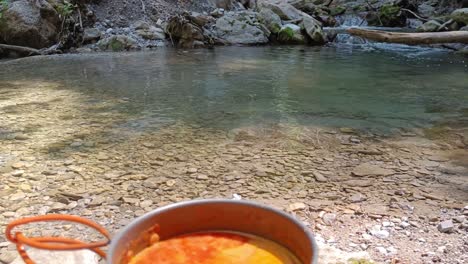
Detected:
left=347, top=28, right=468, bottom=45
left=0, top=44, right=42, bottom=56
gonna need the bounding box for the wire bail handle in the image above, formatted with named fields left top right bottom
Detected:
left=5, top=214, right=111, bottom=264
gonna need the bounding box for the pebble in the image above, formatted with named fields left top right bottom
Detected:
left=9, top=192, right=26, bottom=201
left=187, top=168, right=198, bottom=174
left=196, top=174, right=209, bottom=180
left=437, top=220, right=454, bottom=233
left=288, top=202, right=307, bottom=211
left=452, top=215, right=465, bottom=223
left=11, top=170, right=24, bottom=177
left=322, top=213, right=336, bottom=226
left=375, top=246, right=387, bottom=255
left=400, top=222, right=411, bottom=228
left=313, top=171, right=327, bottom=182
left=349, top=193, right=366, bottom=203
left=140, top=200, right=153, bottom=208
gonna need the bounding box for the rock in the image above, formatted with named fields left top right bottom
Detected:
left=213, top=11, right=270, bottom=45
left=343, top=179, right=372, bottom=187
left=10, top=248, right=98, bottom=264
left=417, top=3, right=436, bottom=18
left=367, top=4, right=405, bottom=27
left=0, top=0, right=60, bottom=48
left=288, top=202, right=307, bottom=211
left=83, top=28, right=101, bottom=43
left=370, top=228, right=390, bottom=239
left=259, top=8, right=282, bottom=34
left=437, top=220, right=454, bottom=233
left=123, top=197, right=140, bottom=205
left=375, top=246, right=387, bottom=255
left=461, top=26, right=468, bottom=31
left=9, top=192, right=26, bottom=201
left=453, top=215, right=466, bottom=223
left=14, top=134, right=29, bottom=140
left=196, top=174, right=209, bottom=180
left=313, top=171, right=327, bottom=182
left=12, top=170, right=25, bottom=177
left=133, top=20, right=151, bottom=30
left=140, top=200, right=153, bottom=208
left=451, top=8, right=468, bottom=25
left=349, top=193, right=366, bottom=203
left=417, top=20, right=442, bottom=32
left=187, top=168, right=198, bottom=174
left=301, top=15, right=324, bottom=44
left=210, top=0, right=234, bottom=10
left=260, top=2, right=303, bottom=21
left=0, top=250, right=17, bottom=264
left=189, top=12, right=215, bottom=27
left=136, top=26, right=166, bottom=40
left=278, top=24, right=305, bottom=44
left=322, top=213, right=336, bottom=226
left=97, top=35, right=138, bottom=51
left=407, top=18, right=424, bottom=29
left=166, top=15, right=205, bottom=48
left=352, top=163, right=394, bottom=177
left=211, top=8, right=225, bottom=18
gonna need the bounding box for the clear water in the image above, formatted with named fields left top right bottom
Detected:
left=1, top=46, right=467, bottom=134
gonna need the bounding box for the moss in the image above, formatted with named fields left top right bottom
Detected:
left=280, top=27, right=295, bottom=40
left=348, top=258, right=375, bottom=264
left=330, top=6, right=346, bottom=16
left=109, top=39, right=125, bottom=51
left=424, top=125, right=451, bottom=140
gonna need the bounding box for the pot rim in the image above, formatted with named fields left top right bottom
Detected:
left=108, top=199, right=318, bottom=263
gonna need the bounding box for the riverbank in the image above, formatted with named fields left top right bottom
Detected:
left=1, top=0, right=468, bottom=57
left=0, top=48, right=467, bottom=263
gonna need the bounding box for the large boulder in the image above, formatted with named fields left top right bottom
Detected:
left=451, top=8, right=468, bottom=25
left=301, top=14, right=324, bottom=44
left=259, top=8, right=282, bottom=34
left=259, top=1, right=303, bottom=20
left=213, top=11, right=270, bottom=44
left=97, top=35, right=138, bottom=51
left=367, top=4, right=406, bottom=27
left=166, top=15, right=205, bottom=48
left=278, top=23, right=305, bottom=44
left=0, top=0, right=60, bottom=49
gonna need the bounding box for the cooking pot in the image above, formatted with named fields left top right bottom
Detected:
left=6, top=199, right=318, bottom=264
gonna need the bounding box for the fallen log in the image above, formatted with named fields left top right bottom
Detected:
left=347, top=28, right=468, bottom=45
left=0, top=44, right=42, bottom=56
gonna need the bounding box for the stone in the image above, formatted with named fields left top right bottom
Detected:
left=258, top=8, right=282, bottom=34
left=288, top=202, right=307, bottom=211
left=278, top=24, right=305, bottom=44
left=349, top=193, right=366, bottom=203
left=140, top=200, right=153, bottom=208
left=196, top=174, right=209, bottom=180
left=97, top=35, right=138, bottom=51
left=12, top=170, right=25, bottom=177
left=343, top=179, right=372, bottom=187
left=0, top=0, right=60, bottom=48
left=136, top=26, right=166, bottom=40
left=166, top=15, right=205, bottom=47
left=313, top=171, right=327, bottom=182
left=210, top=8, right=225, bottom=18
left=437, top=220, right=454, bottom=233
left=0, top=250, right=17, bottom=264
left=133, top=20, right=151, bottom=30
left=9, top=192, right=26, bottom=201
left=417, top=3, right=436, bottom=18
left=187, top=168, right=198, bottom=174
left=322, top=213, right=336, bottom=226
left=302, top=15, right=324, bottom=44
left=83, top=28, right=101, bottom=43
left=10, top=248, right=98, bottom=264
left=451, top=8, right=468, bottom=25
left=213, top=11, right=270, bottom=45
left=375, top=246, right=387, bottom=255
left=352, top=163, right=394, bottom=177
left=14, top=134, right=29, bottom=140
left=370, top=229, right=390, bottom=239
left=260, top=2, right=303, bottom=20
left=453, top=216, right=466, bottom=223
left=123, top=197, right=140, bottom=205
left=189, top=12, right=215, bottom=27
left=417, top=20, right=442, bottom=32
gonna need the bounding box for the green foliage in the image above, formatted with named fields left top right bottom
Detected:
left=55, top=1, right=75, bottom=19
left=0, top=0, right=9, bottom=20
left=348, top=258, right=375, bottom=264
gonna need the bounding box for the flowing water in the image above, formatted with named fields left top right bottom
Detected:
left=1, top=46, right=467, bottom=135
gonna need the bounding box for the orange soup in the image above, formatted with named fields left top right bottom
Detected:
left=129, top=231, right=302, bottom=264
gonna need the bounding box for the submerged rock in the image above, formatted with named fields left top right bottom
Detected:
left=213, top=11, right=270, bottom=44
left=0, top=0, right=60, bottom=48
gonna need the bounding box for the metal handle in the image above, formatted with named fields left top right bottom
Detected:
left=5, top=214, right=111, bottom=264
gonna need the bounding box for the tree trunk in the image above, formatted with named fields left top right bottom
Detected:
left=0, top=44, right=42, bottom=56
left=347, top=28, right=468, bottom=45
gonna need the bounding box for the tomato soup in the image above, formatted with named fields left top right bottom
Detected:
left=129, top=231, right=302, bottom=264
